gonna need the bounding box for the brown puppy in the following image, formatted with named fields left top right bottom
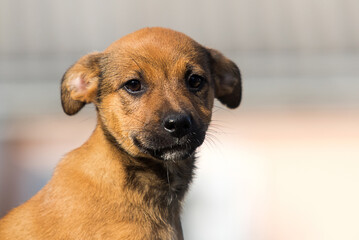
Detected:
left=0, top=27, right=241, bottom=240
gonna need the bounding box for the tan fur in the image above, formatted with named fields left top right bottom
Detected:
left=0, top=27, right=241, bottom=240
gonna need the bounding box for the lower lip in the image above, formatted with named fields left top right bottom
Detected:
left=133, top=138, right=193, bottom=158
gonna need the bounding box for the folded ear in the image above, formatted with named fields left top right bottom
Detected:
left=208, top=48, right=242, bottom=109
left=61, top=52, right=103, bottom=115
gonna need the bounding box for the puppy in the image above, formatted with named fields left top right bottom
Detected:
left=0, top=27, right=241, bottom=240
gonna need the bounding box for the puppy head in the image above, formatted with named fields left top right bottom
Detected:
left=61, top=27, right=241, bottom=161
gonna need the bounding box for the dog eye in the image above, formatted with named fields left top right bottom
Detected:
left=187, top=74, right=205, bottom=91
left=124, top=79, right=142, bottom=93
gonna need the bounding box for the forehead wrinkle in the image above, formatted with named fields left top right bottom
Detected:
left=121, top=49, right=167, bottom=80
left=119, top=43, right=208, bottom=86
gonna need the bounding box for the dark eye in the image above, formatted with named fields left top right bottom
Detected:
left=124, top=79, right=142, bottom=93
left=187, top=74, right=205, bottom=92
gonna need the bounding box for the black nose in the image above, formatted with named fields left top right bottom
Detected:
left=163, top=114, right=192, bottom=138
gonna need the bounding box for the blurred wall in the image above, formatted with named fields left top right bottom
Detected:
left=1, top=0, right=359, bottom=55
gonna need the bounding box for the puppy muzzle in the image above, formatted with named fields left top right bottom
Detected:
left=132, top=113, right=206, bottom=161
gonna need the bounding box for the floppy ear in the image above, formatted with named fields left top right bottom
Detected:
left=61, top=52, right=103, bottom=115
left=208, top=49, right=242, bottom=109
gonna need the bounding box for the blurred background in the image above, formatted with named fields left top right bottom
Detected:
left=0, top=0, right=358, bottom=239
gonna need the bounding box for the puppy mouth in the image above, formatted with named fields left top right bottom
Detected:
left=133, top=136, right=201, bottom=161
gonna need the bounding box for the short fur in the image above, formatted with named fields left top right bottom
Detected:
left=0, top=27, right=242, bottom=240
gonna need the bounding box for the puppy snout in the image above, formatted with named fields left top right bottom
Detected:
left=163, top=113, right=192, bottom=138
